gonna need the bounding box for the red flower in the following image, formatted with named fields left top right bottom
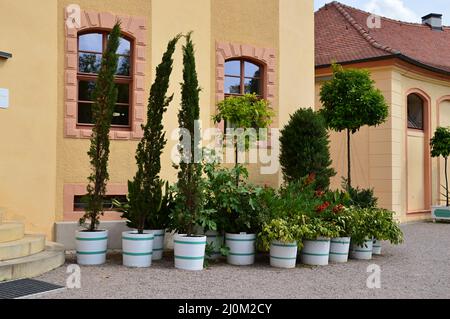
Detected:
left=305, top=172, right=316, bottom=185
left=315, top=190, right=325, bottom=198
left=316, top=201, right=330, bottom=213
left=333, top=204, right=344, bottom=214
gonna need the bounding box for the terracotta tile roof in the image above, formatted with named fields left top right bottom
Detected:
left=315, top=1, right=450, bottom=74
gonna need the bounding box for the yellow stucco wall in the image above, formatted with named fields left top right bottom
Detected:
left=0, top=0, right=58, bottom=238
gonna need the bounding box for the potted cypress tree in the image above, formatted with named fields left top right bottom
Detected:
left=76, top=23, right=121, bottom=266
left=114, top=36, right=180, bottom=267
left=171, top=33, right=208, bottom=271
left=430, top=127, right=450, bottom=221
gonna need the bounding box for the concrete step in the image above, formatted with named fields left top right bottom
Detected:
left=0, top=242, right=65, bottom=282
left=0, top=234, right=46, bottom=261
left=0, top=223, right=25, bottom=243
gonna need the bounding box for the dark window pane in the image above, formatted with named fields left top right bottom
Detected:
left=78, top=102, right=93, bottom=124
left=225, top=76, right=241, bottom=94
left=112, top=105, right=130, bottom=126
left=79, top=53, right=102, bottom=74
left=117, top=38, right=131, bottom=55
left=225, top=60, right=241, bottom=76
left=244, top=78, right=261, bottom=95
left=244, top=61, right=260, bottom=78
left=407, top=94, right=424, bottom=130
left=116, top=56, right=131, bottom=76
left=116, top=83, right=130, bottom=104
left=78, top=81, right=96, bottom=101
left=79, top=33, right=103, bottom=52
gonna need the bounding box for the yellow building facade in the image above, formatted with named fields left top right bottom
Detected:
left=0, top=0, right=315, bottom=241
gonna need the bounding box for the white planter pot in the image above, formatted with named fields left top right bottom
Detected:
left=122, top=231, right=154, bottom=268
left=350, top=239, right=373, bottom=260
left=372, top=239, right=382, bottom=255
left=270, top=241, right=298, bottom=269
left=432, top=205, right=450, bottom=221
left=205, top=230, right=224, bottom=260
left=329, top=237, right=351, bottom=263
left=76, top=230, right=108, bottom=265
left=173, top=234, right=206, bottom=271
left=225, top=233, right=256, bottom=266
left=146, top=229, right=165, bottom=260
left=300, top=237, right=330, bottom=266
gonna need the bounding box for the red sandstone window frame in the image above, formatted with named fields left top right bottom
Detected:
left=224, top=58, right=264, bottom=98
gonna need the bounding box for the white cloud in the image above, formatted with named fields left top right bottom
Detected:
left=364, top=0, right=420, bottom=22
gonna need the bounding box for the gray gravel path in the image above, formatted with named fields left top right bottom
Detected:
left=31, top=221, right=450, bottom=299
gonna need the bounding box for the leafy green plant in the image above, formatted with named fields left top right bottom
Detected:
left=316, top=189, right=354, bottom=237
left=258, top=217, right=305, bottom=251
left=430, top=127, right=450, bottom=206
left=212, top=93, right=274, bottom=183
left=301, top=216, right=341, bottom=240
left=320, top=63, right=389, bottom=187
left=171, top=32, right=206, bottom=236
left=80, top=23, right=121, bottom=231
left=117, top=36, right=180, bottom=234
left=280, top=108, right=336, bottom=190
left=343, top=179, right=378, bottom=209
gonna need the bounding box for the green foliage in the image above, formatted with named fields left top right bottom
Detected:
left=279, top=108, right=336, bottom=190
left=258, top=217, right=305, bottom=251
left=301, top=216, right=341, bottom=240
left=120, top=36, right=180, bottom=234
left=80, top=23, right=120, bottom=231
left=343, top=179, right=378, bottom=209
left=349, top=207, right=403, bottom=246
left=172, top=32, right=205, bottom=236
left=203, top=161, right=267, bottom=234
left=430, top=127, right=450, bottom=206
left=320, top=63, right=388, bottom=187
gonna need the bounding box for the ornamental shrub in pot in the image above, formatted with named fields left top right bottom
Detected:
left=76, top=23, right=121, bottom=266
left=369, top=208, right=404, bottom=255
left=430, top=127, right=450, bottom=221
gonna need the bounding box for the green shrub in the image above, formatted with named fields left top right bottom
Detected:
left=279, top=108, right=335, bottom=190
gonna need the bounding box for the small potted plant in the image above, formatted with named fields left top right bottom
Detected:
left=370, top=208, right=403, bottom=255
left=348, top=207, right=378, bottom=260
left=76, top=23, right=121, bottom=266
left=430, top=127, right=450, bottom=221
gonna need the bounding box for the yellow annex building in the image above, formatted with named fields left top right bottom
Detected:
left=0, top=0, right=315, bottom=243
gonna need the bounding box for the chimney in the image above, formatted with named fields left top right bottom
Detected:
left=422, top=13, right=443, bottom=30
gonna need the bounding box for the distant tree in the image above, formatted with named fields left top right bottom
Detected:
left=431, top=127, right=450, bottom=206
left=80, top=23, right=121, bottom=231
left=320, top=63, right=388, bottom=188
left=280, top=108, right=335, bottom=190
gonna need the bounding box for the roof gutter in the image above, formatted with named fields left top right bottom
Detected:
left=316, top=53, right=450, bottom=77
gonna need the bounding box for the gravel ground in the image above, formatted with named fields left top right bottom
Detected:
left=31, top=221, right=450, bottom=299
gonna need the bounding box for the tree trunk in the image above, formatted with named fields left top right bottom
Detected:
left=235, top=138, right=239, bottom=186
left=347, top=129, right=351, bottom=188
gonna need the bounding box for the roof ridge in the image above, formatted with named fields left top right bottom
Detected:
left=331, top=1, right=401, bottom=55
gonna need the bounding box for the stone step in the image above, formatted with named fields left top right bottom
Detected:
left=0, top=223, right=25, bottom=243
left=0, top=242, right=65, bottom=282
left=0, top=234, right=46, bottom=261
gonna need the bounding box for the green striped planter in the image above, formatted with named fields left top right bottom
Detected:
left=372, top=239, right=382, bottom=255
left=300, top=237, right=330, bottom=266
left=122, top=231, right=154, bottom=268
left=350, top=239, right=373, bottom=260
left=146, top=229, right=165, bottom=260
left=76, top=230, right=108, bottom=265
left=173, top=234, right=206, bottom=271
left=225, top=233, right=256, bottom=266
left=205, top=230, right=223, bottom=260
left=270, top=241, right=298, bottom=269
left=432, top=206, right=450, bottom=221
left=329, top=237, right=351, bottom=263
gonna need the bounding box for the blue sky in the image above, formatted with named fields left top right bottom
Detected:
left=314, top=0, right=450, bottom=25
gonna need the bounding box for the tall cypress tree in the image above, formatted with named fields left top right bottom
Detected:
left=81, top=23, right=121, bottom=231
left=123, top=35, right=180, bottom=234
left=173, top=32, right=204, bottom=236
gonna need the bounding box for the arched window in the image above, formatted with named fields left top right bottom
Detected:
left=224, top=59, right=263, bottom=98
left=77, top=31, right=132, bottom=127
left=407, top=93, right=424, bottom=130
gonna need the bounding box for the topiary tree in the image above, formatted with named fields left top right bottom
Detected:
left=212, top=93, right=274, bottom=184
left=279, top=108, right=335, bottom=190
left=80, top=23, right=121, bottom=232
left=430, top=127, right=450, bottom=206
left=320, top=63, right=388, bottom=188
left=116, top=35, right=180, bottom=234
left=172, top=32, right=205, bottom=236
